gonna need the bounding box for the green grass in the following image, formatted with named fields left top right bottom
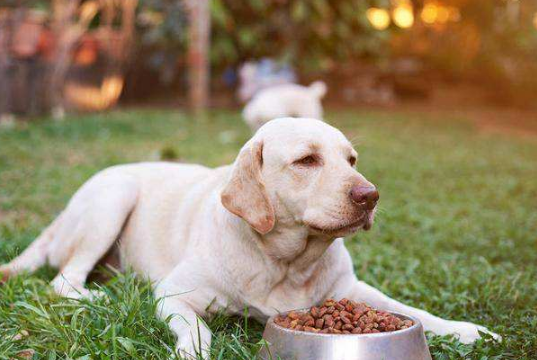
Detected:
left=1, top=109, right=536, bottom=360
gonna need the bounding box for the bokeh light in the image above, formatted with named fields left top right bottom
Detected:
left=421, top=2, right=461, bottom=25
left=393, top=2, right=414, bottom=29
left=436, top=6, right=450, bottom=24
left=421, top=3, right=438, bottom=24
left=367, top=8, right=391, bottom=30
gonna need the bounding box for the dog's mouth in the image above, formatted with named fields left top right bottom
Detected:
left=307, top=212, right=373, bottom=235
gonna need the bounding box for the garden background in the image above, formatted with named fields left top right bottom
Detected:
left=0, top=1, right=536, bottom=359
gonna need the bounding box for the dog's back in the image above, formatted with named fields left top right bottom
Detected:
left=0, top=162, right=225, bottom=290
left=243, top=82, right=327, bottom=131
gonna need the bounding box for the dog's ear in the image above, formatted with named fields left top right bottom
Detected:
left=309, top=81, right=327, bottom=98
left=221, top=140, right=275, bottom=234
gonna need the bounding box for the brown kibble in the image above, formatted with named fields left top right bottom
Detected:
left=274, top=299, right=413, bottom=335
left=290, top=319, right=298, bottom=328
left=304, top=315, right=315, bottom=326
left=324, top=299, right=336, bottom=307
left=334, top=321, right=343, bottom=330
left=288, top=311, right=300, bottom=320
left=324, top=315, right=334, bottom=328
left=340, top=310, right=352, bottom=319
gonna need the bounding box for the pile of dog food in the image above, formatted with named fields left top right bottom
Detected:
left=274, top=298, right=413, bottom=334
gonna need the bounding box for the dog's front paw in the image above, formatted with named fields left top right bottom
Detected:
left=176, top=342, right=208, bottom=360
left=444, top=320, right=501, bottom=344
left=176, top=335, right=210, bottom=360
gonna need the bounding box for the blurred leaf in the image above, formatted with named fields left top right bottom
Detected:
left=210, top=0, right=230, bottom=27
left=117, top=337, right=136, bottom=355
left=291, top=1, right=308, bottom=22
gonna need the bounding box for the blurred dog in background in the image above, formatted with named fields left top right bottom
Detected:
left=242, top=81, right=327, bottom=131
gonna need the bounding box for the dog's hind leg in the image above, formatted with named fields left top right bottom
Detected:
left=1, top=168, right=139, bottom=298
left=49, top=172, right=139, bottom=299
left=0, top=216, right=60, bottom=282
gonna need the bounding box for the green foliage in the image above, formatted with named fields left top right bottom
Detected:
left=135, top=0, right=389, bottom=73
left=210, top=0, right=389, bottom=72
left=1, top=109, right=536, bottom=359
left=135, top=0, right=188, bottom=82
left=138, top=0, right=187, bottom=48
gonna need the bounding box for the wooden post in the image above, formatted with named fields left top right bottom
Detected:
left=0, top=11, right=11, bottom=120
left=186, top=0, right=210, bottom=112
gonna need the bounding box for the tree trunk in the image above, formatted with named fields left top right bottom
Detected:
left=186, top=0, right=210, bottom=112
left=0, top=13, right=12, bottom=118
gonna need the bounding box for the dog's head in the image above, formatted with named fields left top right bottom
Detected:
left=221, top=118, right=378, bottom=239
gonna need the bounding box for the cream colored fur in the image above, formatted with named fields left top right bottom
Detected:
left=243, top=82, right=327, bottom=131
left=0, top=118, right=498, bottom=359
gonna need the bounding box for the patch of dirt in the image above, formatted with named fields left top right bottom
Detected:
left=407, top=104, right=537, bottom=140
left=326, top=81, right=537, bottom=140
left=328, top=100, right=537, bottom=141
left=465, top=108, right=537, bottom=139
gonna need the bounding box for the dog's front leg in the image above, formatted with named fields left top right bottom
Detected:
left=333, top=275, right=499, bottom=344
left=155, top=287, right=212, bottom=359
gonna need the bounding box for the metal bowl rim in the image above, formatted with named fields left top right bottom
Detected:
left=267, top=309, right=422, bottom=339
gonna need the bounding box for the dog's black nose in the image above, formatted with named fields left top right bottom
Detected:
left=350, top=186, right=379, bottom=210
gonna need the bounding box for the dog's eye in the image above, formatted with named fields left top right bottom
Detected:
left=349, top=156, right=357, bottom=166
left=295, top=155, right=318, bottom=166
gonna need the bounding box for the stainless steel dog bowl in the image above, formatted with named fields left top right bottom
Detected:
left=260, top=310, right=432, bottom=360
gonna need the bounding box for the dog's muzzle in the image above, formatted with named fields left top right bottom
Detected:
left=350, top=185, right=379, bottom=211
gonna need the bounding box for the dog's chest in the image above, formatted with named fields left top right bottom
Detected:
left=236, top=259, right=331, bottom=318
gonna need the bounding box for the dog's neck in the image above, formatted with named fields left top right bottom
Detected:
left=261, top=225, right=334, bottom=264
left=217, top=196, right=335, bottom=268
left=228, top=210, right=335, bottom=273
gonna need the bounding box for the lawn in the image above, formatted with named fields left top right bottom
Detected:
left=0, top=109, right=536, bottom=360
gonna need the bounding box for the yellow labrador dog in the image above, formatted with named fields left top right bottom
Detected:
left=243, top=82, right=326, bottom=131
left=1, top=118, right=497, bottom=358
